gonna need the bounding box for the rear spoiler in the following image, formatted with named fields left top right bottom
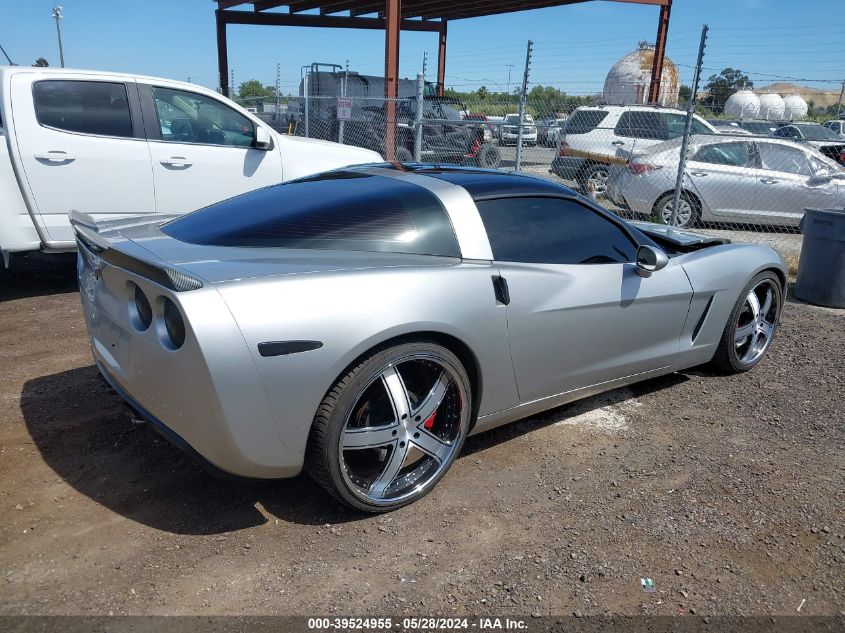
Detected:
left=69, top=209, right=203, bottom=292
left=630, top=221, right=730, bottom=250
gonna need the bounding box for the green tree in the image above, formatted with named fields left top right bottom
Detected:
left=476, top=86, right=488, bottom=100
left=33, top=57, right=49, bottom=67
left=678, top=84, right=692, bottom=103
left=703, top=68, right=753, bottom=112
left=238, top=79, right=273, bottom=99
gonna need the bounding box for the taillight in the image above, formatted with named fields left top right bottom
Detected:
left=161, top=298, right=186, bottom=350
left=627, top=162, right=663, bottom=175
left=558, top=140, right=571, bottom=156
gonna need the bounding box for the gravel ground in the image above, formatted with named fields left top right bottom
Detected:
left=0, top=253, right=843, bottom=617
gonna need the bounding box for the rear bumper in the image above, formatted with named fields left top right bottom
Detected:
left=78, top=247, right=304, bottom=480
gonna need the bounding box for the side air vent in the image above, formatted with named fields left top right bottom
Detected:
left=691, top=296, right=714, bottom=342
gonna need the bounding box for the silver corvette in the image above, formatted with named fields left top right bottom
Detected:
left=72, top=165, right=786, bottom=512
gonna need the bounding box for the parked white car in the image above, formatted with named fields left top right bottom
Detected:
left=822, top=119, right=845, bottom=140
left=0, top=66, right=380, bottom=265
left=500, top=113, right=537, bottom=146
left=606, top=135, right=844, bottom=228
left=551, top=105, right=717, bottom=195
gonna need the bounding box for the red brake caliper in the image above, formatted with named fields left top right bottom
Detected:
left=423, top=411, right=436, bottom=430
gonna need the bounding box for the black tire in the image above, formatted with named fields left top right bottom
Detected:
left=709, top=271, right=783, bottom=374
left=476, top=142, right=501, bottom=169
left=394, top=146, right=413, bottom=163
left=577, top=162, right=610, bottom=196
left=654, top=191, right=701, bottom=228
left=305, top=341, right=472, bottom=513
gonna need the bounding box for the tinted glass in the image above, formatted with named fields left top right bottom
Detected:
left=152, top=87, right=254, bottom=147
left=795, top=125, right=840, bottom=141
left=162, top=172, right=460, bottom=257
left=758, top=143, right=813, bottom=176
left=739, top=121, right=778, bottom=135
left=33, top=80, right=133, bottom=137
left=476, top=197, right=636, bottom=265
left=615, top=111, right=664, bottom=139
left=565, top=110, right=609, bottom=134
left=693, top=142, right=755, bottom=167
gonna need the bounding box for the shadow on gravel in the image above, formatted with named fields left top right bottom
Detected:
left=0, top=252, right=78, bottom=302
left=22, top=365, right=687, bottom=534
left=462, top=372, right=688, bottom=456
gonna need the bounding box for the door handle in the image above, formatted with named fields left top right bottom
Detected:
left=760, top=178, right=779, bottom=184
left=34, top=151, right=76, bottom=162
left=689, top=171, right=708, bottom=177
left=161, top=157, right=193, bottom=167
left=611, top=141, right=625, bottom=146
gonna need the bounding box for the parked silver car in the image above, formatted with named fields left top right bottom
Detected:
left=608, top=135, right=845, bottom=228
left=74, top=165, right=786, bottom=512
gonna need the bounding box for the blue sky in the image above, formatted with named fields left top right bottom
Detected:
left=2, top=0, right=844, bottom=96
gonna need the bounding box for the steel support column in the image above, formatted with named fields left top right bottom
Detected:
left=215, top=10, right=230, bottom=96
left=384, top=0, right=401, bottom=161
left=437, top=21, right=447, bottom=96
left=647, top=0, right=671, bottom=104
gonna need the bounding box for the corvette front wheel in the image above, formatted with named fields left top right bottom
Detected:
left=306, top=341, right=471, bottom=512
left=710, top=271, right=782, bottom=373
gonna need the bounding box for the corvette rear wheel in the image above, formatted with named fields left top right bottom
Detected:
left=306, top=342, right=471, bottom=512
left=710, top=271, right=782, bottom=373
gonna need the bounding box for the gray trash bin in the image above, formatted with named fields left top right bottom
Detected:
left=795, top=207, right=845, bottom=308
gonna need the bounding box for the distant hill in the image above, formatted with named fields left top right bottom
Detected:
left=754, top=82, right=842, bottom=108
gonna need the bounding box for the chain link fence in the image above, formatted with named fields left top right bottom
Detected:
left=232, top=71, right=845, bottom=270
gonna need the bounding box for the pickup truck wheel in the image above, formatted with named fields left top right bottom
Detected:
left=476, top=143, right=501, bottom=169
left=578, top=163, right=609, bottom=196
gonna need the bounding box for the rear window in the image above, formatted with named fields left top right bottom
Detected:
left=162, top=171, right=461, bottom=257
left=615, top=111, right=664, bottom=140
left=33, top=80, right=133, bottom=138
left=565, top=109, right=609, bottom=134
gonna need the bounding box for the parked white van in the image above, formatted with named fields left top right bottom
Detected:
left=0, top=66, right=380, bottom=266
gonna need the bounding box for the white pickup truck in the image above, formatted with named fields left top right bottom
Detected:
left=0, top=66, right=381, bottom=266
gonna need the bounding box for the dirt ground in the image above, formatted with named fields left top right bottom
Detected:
left=1, top=253, right=843, bottom=618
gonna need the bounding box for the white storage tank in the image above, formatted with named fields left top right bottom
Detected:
left=758, top=93, right=785, bottom=120
left=783, top=94, right=808, bottom=121
left=724, top=90, right=761, bottom=119
left=602, top=42, right=680, bottom=107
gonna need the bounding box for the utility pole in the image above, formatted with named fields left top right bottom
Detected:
left=669, top=24, right=708, bottom=229
left=514, top=41, right=533, bottom=172
left=51, top=5, right=65, bottom=68
left=837, top=79, right=844, bottom=117
left=506, top=64, right=515, bottom=95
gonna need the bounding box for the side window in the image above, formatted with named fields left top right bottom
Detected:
left=476, top=197, right=637, bottom=265
left=565, top=110, right=609, bottom=134
left=151, top=87, right=254, bottom=147
left=32, top=80, right=133, bottom=138
left=615, top=111, right=664, bottom=140
left=758, top=143, right=813, bottom=177
left=692, top=142, right=755, bottom=167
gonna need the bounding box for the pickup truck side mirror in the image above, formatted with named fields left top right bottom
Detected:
left=635, top=245, right=669, bottom=278
left=254, top=126, right=273, bottom=151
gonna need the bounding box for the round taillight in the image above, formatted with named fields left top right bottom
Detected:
left=132, top=283, right=153, bottom=331
left=162, top=298, right=185, bottom=350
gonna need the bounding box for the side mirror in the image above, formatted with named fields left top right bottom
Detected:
left=254, top=126, right=273, bottom=150
left=808, top=171, right=832, bottom=185
left=635, top=245, right=669, bottom=278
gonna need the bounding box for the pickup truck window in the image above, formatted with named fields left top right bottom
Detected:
left=32, top=80, right=133, bottom=138
left=152, top=87, right=254, bottom=148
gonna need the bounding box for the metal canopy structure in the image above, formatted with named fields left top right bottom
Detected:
left=214, top=0, right=672, bottom=158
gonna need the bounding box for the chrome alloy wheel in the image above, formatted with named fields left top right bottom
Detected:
left=660, top=197, right=694, bottom=227
left=734, top=278, right=780, bottom=365
left=339, top=355, right=468, bottom=506
left=586, top=167, right=609, bottom=195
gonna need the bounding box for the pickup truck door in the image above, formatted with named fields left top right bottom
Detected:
left=140, top=84, right=282, bottom=214
left=10, top=74, right=155, bottom=244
